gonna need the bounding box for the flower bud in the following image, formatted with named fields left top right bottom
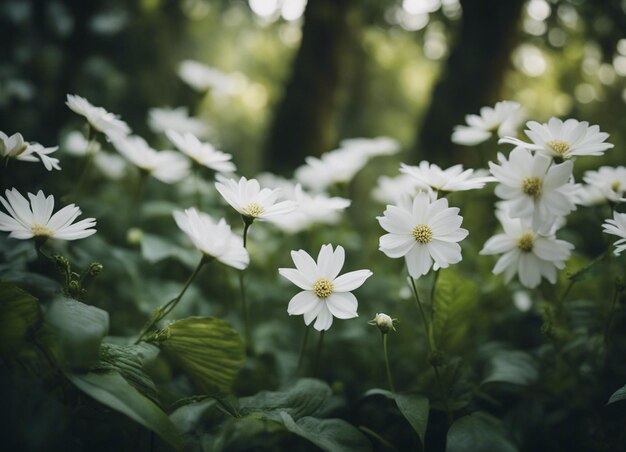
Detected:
left=368, top=312, right=397, bottom=334
left=127, top=227, right=143, bottom=244
left=88, top=263, right=104, bottom=276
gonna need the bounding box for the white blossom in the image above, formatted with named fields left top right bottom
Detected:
left=452, top=100, right=524, bottom=146
left=602, top=211, right=626, bottom=256
left=66, top=94, right=130, bottom=140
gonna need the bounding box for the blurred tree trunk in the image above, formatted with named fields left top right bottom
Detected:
left=264, top=0, right=355, bottom=174
left=413, top=0, right=525, bottom=165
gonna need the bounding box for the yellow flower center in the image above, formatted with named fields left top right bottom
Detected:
left=547, top=139, right=570, bottom=156
left=412, top=224, right=433, bottom=244
left=611, top=181, right=622, bottom=192
left=242, top=202, right=265, bottom=218
left=313, top=278, right=334, bottom=298
left=31, top=223, right=54, bottom=237
left=517, top=232, right=535, bottom=252
left=522, top=176, right=543, bottom=199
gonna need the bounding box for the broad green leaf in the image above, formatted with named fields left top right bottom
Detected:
left=240, top=378, right=332, bottom=421
left=482, top=350, right=538, bottom=387
left=0, top=282, right=40, bottom=355
left=608, top=384, right=626, bottom=404
left=395, top=393, right=429, bottom=446
left=152, top=317, right=244, bottom=391
left=45, top=298, right=109, bottom=370
left=432, top=270, right=478, bottom=351
left=446, top=412, right=517, bottom=452
left=141, top=233, right=197, bottom=268
left=68, top=371, right=182, bottom=450
left=279, top=411, right=372, bottom=452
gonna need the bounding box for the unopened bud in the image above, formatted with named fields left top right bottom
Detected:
left=368, top=312, right=397, bottom=334
left=54, top=255, right=71, bottom=273
left=88, top=263, right=103, bottom=276
left=127, top=227, right=143, bottom=244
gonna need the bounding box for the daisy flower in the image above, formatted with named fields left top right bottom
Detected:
left=377, top=191, right=469, bottom=278
left=166, top=130, right=236, bottom=174
left=0, top=188, right=96, bottom=241
left=27, top=143, right=61, bottom=171
left=66, top=94, right=131, bottom=140
left=112, top=135, right=190, bottom=184
left=452, top=100, right=524, bottom=146
left=148, top=107, right=210, bottom=138
left=177, top=60, right=235, bottom=94
left=480, top=211, right=574, bottom=288
left=295, top=148, right=369, bottom=192
left=582, top=166, right=626, bottom=203
left=1, top=131, right=28, bottom=158
left=339, top=136, right=400, bottom=158
left=372, top=174, right=424, bottom=206
left=64, top=130, right=102, bottom=156
left=400, top=161, right=495, bottom=193
left=602, top=211, right=626, bottom=256
left=499, top=118, right=613, bottom=160
left=489, top=147, right=576, bottom=227
left=173, top=208, right=249, bottom=269
left=1, top=131, right=61, bottom=171
left=215, top=176, right=297, bottom=221
left=279, top=244, right=372, bottom=331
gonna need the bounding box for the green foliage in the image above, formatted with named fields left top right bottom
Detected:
left=479, top=344, right=538, bottom=388
left=0, top=282, right=41, bottom=356
left=446, top=412, right=517, bottom=452
left=608, top=383, right=626, bottom=405
left=151, top=316, right=245, bottom=391
left=394, top=393, right=430, bottom=445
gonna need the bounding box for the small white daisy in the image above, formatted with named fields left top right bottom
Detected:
left=148, top=107, right=210, bottom=138
left=602, top=211, right=626, bottom=256
left=0, top=131, right=29, bottom=158
left=0, top=188, right=96, bottom=241
left=215, top=176, right=297, bottom=221
left=371, top=174, right=424, bottom=206
left=339, top=136, right=400, bottom=158
left=1, top=131, right=61, bottom=171
left=480, top=211, right=574, bottom=289
left=279, top=244, right=372, bottom=331
left=377, top=191, right=469, bottom=278
left=27, top=143, right=61, bottom=171
left=173, top=208, right=249, bottom=269
left=295, top=148, right=369, bottom=193
left=452, top=100, right=524, bottom=146
left=582, top=166, right=626, bottom=203
left=499, top=117, right=613, bottom=160
left=66, top=94, right=131, bottom=140
left=177, top=60, right=235, bottom=94
left=64, top=131, right=102, bottom=156
left=489, top=147, right=577, bottom=227
left=112, top=135, right=190, bottom=184
left=166, top=130, right=235, bottom=174
left=400, top=161, right=495, bottom=193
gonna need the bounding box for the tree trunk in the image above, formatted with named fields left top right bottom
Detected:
left=264, top=0, right=355, bottom=174
left=414, top=0, right=525, bottom=165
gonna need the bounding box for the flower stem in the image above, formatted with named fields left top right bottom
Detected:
left=313, top=330, right=325, bottom=377
left=604, top=280, right=624, bottom=346
left=297, top=325, right=310, bottom=373
left=409, top=276, right=452, bottom=425
left=239, top=217, right=253, bottom=354
left=383, top=333, right=395, bottom=394
left=135, top=256, right=207, bottom=343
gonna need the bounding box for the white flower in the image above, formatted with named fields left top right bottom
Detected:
left=582, top=166, right=626, bottom=203
left=173, top=208, right=249, bottom=269
left=372, top=174, right=424, bottom=206
left=368, top=312, right=397, bottom=333
left=64, top=131, right=101, bottom=156
left=295, top=148, right=368, bottom=192
left=63, top=131, right=127, bottom=179
left=452, top=101, right=524, bottom=146
left=339, top=136, right=400, bottom=157
left=215, top=176, right=297, bottom=220
left=573, top=184, right=607, bottom=206
left=268, top=184, right=351, bottom=233
left=0, top=131, right=29, bottom=157
left=166, top=130, right=235, bottom=173
left=0, top=188, right=96, bottom=241
left=112, top=135, right=190, bottom=184
left=279, top=244, right=372, bottom=331
left=1, top=131, right=61, bottom=171
left=148, top=107, right=211, bottom=138
left=377, top=192, right=469, bottom=278
left=489, top=147, right=577, bottom=227
left=480, top=211, right=573, bottom=288
left=400, top=161, right=495, bottom=193
left=177, top=60, right=235, bottom=94
left=602, top=211, right=626, bottom=256
left=66, top=94, right=131, bottom=139
left=499, top=118, right=613, bottom=160
left=27, top=143, right=61, bottom=171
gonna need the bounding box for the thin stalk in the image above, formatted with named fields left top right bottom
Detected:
left=383, top=333, right=396, bottom=393
left=66, top=126, right=97, bottom=201
left=313, top=330, right=325, bottom=377
left=194, top=166, right=202, bottom=208
left=604, top=282, right=623, bottom=346
left=297, top=325, right=310, bottom=373
left=136, top=256, right=206, bottom=343
left=239, top=218, right=253, bottom=353
left=409, top=277, right=452, bottom=424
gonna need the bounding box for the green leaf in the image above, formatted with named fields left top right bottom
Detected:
left=68, top=371, right=182, bottom=450
left=432, top=271, right=478, bottom=351
left=45, top=298, right=109, bottom=370
left=608, top=384, right=626, bottom=405
left=446, top=412, right=517, bottom=452
left=0, top=282, right=41, bottom=355
left=240, top=378, right=332, bottom=421
left=481, top=349, right=538, bottom=387
left=141, top=233, right=197, bottom=268
left=279, top=411, right=372, bottom=452
left=152, top=317, right=245, bottom=391
left=395, top=393, right=429, bottom=445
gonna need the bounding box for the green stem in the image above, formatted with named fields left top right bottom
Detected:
left=558, top=249, right=610, bottom=310
left=238, top=271, right=252, bottom=354
left=297, top=325, right=310, bottom=373
left=409, top=276, right=452, bottom=425
left=383, top=333, right=396, bottom=394
left=136, top=256, right=206, bottom=343
left=194, top=166, right=202, bottom=208
left=604, top=282, right=623, bottom=346
left=313, top=330, right=325, bottom=377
